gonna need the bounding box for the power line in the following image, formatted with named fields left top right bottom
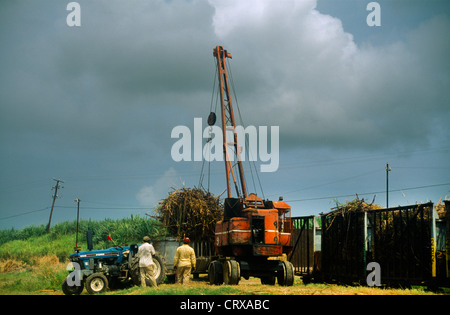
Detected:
left=275, top=146, right=450, bottom=171
left=268, top=169, right=380, bottom=197
left=0, top=205, right=152, bottom=222
left=2, top=182, right=448, bottom=222
left=54, top=205, right=151, bottom=210
left=0, top=207, right=50, bottom=221
left=285, top=182, right=450, bottom=204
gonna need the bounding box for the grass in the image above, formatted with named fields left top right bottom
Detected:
left=86, top=276, right=442, bottom=295
left=0, top=216, right=166, bottom=294
left=0, top=215, right=166, bottom=262
left=0, top=216, right=447, bottom=295
left=114, top=281, right=242, bottom=295
left=0, top=234, right=75, bottom=264
left=0, top=256, right=67, bottom=294
left=0, top=263, right=445, bottom=295
left=0, top=215, right=165, bottom=248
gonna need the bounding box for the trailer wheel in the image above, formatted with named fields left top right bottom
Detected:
left=85, top=273, right=108, bottom=294
left=277, top=261, right=294, bottom=286
left=223, top=259, right=240, bottom=285
left=208, top=261, right=223, bottom=285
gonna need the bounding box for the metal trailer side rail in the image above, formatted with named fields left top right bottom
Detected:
left=154, top=237, right=216, bottom=281
left=443, top=200, right=450, bottom=285
left=367, top=203, right=436, bottom=287
left=290, top=216, right=321, bottom=280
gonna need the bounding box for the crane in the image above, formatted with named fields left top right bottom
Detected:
left=213, top=45, right=247, bottom=200
left=208, top=46, right=295, bottom=286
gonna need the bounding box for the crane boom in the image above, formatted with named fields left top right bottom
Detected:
left=213, top=46, right=247, bottom=199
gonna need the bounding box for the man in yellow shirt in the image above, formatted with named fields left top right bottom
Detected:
left=173, top=237, right=196, bottom=284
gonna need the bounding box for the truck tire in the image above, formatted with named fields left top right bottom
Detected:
left=85, top=273, right=108, bottom=294
left=223, top=259, right=240, bottom=285
left=208, top=260, right=223, bottom=285
left=277, top=261, right=294, bottom=286
left=260, top=275, right=276, bottom=285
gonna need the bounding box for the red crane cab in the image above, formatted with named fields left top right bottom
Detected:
left=215, top=194, right=293, bottom=257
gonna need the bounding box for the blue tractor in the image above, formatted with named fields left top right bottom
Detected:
left=62, top=236, right=165, bottom=295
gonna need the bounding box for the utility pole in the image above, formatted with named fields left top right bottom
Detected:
left=386, top=163, right=391, bottom=209
left=47, top=178, right=64, bottom=233
left=74, top=198, right=81, bottom=252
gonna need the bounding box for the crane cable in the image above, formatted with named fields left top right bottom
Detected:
left=198, top=58, right=219, bottom=192
left=226, top=58, right=265, bottom=199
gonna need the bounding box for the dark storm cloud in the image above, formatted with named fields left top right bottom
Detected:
left=1, top=0, right=448, bottom=158
left=1, top=0, right=449, bottom=215
left=208, top=0, right=450, bottom=150
left=0, top=0, right=217, bottom=156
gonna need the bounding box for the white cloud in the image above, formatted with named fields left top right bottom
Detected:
left=136, top=167, right=180, bottom=207
left=209, top=0, right=317, bottom=38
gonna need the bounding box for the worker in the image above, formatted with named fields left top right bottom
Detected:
left=136, top=236, right=157, bottom=288
left=173, top=237, right=196, bottom=284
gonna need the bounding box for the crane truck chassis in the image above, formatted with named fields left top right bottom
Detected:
left=208, top=195, right=295, bottom=286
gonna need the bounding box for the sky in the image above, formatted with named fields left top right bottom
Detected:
left=0, top=0, right=449, bottom=230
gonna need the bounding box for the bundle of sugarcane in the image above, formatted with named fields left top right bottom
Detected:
left=155, top=187, right=223, bottom=242
left=435, top=198, right=447, bottom=219
left=327, top=196, right=382, bottom=217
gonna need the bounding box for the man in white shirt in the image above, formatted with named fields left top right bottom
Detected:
left=136, top=236, right=157, bottom=287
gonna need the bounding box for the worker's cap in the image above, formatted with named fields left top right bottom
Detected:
left=143, top=236, right=151, bottom=242
left=183, top=237, right=190, bottom=244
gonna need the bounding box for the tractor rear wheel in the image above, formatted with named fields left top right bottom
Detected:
left=85, top=273, right=108, bottom=294
left=130, top=256, right=141, bottom=285
left=152, top=252, right=166, bottom=285
left=130, top=251, right=166, bottom=286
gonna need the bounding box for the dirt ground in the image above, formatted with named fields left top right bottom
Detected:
left=122, top=275, right=442, bottom=295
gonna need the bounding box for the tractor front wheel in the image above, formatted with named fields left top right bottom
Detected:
left=85, top=273, right=108, bottom=294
